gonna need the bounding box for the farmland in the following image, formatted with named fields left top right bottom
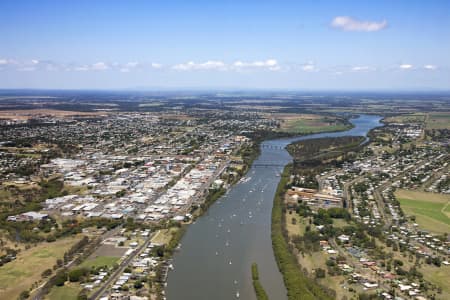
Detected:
left=0, top=109, right=106, bottom=120
left=276, top=113, right=351, bottom=134
left=383, top=112, right=450, bottom=130
left=383, top=113, right=426, bottom=124
left=425, top=112, right=450, bottom=130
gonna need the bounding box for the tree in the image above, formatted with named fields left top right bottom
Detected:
left=18, top=290, right=30, bottom=300
left=46, top=235, right=56, bottom=242
left=54, top=271, right=67, bottom=286
left=68, top=268, right=89, bottom=282
left=41, top=268, right=52, bottom=278
left=134, top=280, right=143, bottom=289
left=315, top=268, right=326, bottom=278
left=156, top=246, right=165, bottom=257
left=56, top=259, right=63, bottom=267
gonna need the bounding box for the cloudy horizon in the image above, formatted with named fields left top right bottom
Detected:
left=1, top=1, right=449, bottom=90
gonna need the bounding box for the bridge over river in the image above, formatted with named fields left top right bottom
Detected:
left=166, top=114, right=382, bottom=300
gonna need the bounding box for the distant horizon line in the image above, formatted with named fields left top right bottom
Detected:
left=1, top=87, right=450, bottom=94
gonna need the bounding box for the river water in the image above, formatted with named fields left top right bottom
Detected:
left=166, top=115, right=382, bottom=300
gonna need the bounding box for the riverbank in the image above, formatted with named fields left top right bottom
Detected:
left=166, top=115, right=382, bottom=300
left=271, top=164, right=333, bottom=300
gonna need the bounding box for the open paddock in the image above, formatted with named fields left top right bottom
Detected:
left=395, top=189, right=450, bottom=234
left=276, top=113, right=350, bottom=134
left=0, top=236, right=81, bottom=300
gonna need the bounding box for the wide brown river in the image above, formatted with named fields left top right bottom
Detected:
left=166, top=115, right=382, bottom=300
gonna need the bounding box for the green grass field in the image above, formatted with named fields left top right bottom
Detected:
left=421, top=265, right=450, bottom=300
left=286, top=120, right=349, bottom=134
left=46, top=284, right=80, bottom=300
left=276, top=113, right=351, bottom=134
left=80, top=255, right=119, bottom=269
left=0, top=236, right=81, bottom=300
left=395, top=189, right=450, bottom=234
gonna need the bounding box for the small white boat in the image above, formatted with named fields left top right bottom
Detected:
left=236, top=291, right=240, bottom=298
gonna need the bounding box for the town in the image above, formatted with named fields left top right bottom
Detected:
left=280, top=114, right=450, bottom=300
left=0, top=99, right=305, bottom=299
left=0, top=93, right=448, bottom=300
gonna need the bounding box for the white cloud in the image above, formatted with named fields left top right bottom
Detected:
left=151, top=63, right=162, bottom=69
left=232, top=59, right=280, bottom=71
left=7, top=58, right=438, bottom=76
left=173, top=60, right=227, bottom=71
left=119, top=62, right=139, bottom=73
left=296, top=61, right=317, bottom=72
left=302, top=64, right=315, bottom=71
left=74, top=65, right=90, bottom=71
left=69, top=62, right=107, bottom=71
left=424, top=64, right=437, bottom=70
left=45, top=64, right=58, bottom=71
left=399, top=64, right=413, bottom=70
left=125, top=62, right=139, bottom=68
left=172, top=61, right=192, bottom=71
left=172, top=59, right=280, bottom=72
left=352, top=66, right=368, bottom=71
left=90, top=62, right=109, bottom=71
left=331, top=16, right=387, bottom=32
left=351, top=66, right=376, bottom=72
left=117, top=62, right=163, bottom=72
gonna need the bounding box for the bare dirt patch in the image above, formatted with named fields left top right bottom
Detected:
left=88, top=243, right=127, bottom=258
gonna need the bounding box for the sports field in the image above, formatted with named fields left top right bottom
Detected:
left=80, top=255, right=119, bottom=269
left=395, top=189, right=450, bottom=234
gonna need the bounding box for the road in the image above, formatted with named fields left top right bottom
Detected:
left=89, top=161, right=228, bottom=300
left=342, top=176, right=365, bottom=212
left=89, top=235, right=153, bottom=300
left=30, top=226, right=123, bottom=300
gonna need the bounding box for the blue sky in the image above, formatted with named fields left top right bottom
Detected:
left=0, top=0, right=449, bottom=90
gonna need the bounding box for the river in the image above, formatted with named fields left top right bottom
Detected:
left=166, top=114, right=382, bottom=300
